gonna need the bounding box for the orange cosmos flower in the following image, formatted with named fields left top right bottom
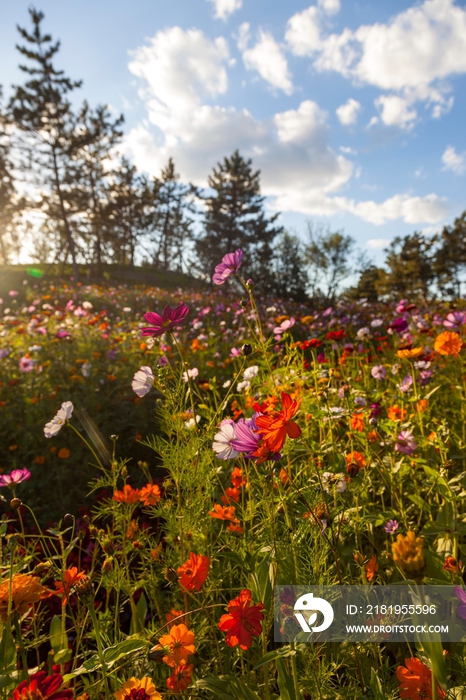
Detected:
left=208, top=504, right=238, bottom=521
left=255, top=392, right=301, bottom=452
left=434, top=330, right=463, bottom=357
left=0, top=573, right=48, bottom=621
left=166, top=663, right=193, bottom=693
left=230, top=467, right=247, bottom=488
left=113, top=485, right=141, bottom=504
left=221, top=487, right=240, bottom=505
left=387, top=405, right=407, bottom=421
left=157, top=623, right=195, bottom=667
left=177, top=552, right=210, bottom=592
left=165, top=609, right=184, bottom=628
left=54, top=567, right=87, bottom=605
left=396, top=657, right=446, bottom=700
left=346, top=451, right=366, bottom=469
left=218, top=589, right=264, bottom=650
left=227, top=521, right=244, bottom=533
left=443, top=556, right=462, bottom=575
left=397, top=347, right=424, bottom=360
left=57, top=448, right=70, bottom=460
left=350, top=413, right=365, bottom=432
left=365, top=554, right=378, bottom=582
left=114, top=676, right=162, bottom=700
left=415, top=399, right=429, bottom=413
left=139, top=483, right=161, bottom=507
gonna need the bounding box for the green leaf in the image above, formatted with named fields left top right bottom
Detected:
left=0, top=625, right=16, bottom=674
left=130, top=593, right=147, bottom=636
left=369, top=668, right=386, bottom=700
left=253, top=647, right=296, bottom=670
left=103, top=638, right=148, bottom=664
left=196, top=676, right=262, bottom=700
left=276, top=658, right=298, bottom=700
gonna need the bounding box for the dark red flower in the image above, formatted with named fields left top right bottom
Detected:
left=11, top=671, right=73, bottom=700
left=218, top=589, right=264, bottom=650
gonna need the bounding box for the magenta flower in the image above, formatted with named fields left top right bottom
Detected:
left=444, top=311, right=466, bottom=329
left=0, top=468, right=31, bottom=488
left=395, top=430, right=417, bottom=455
left=212, top=250, right=243, bottom=285
left=230, top=417, right=261, bottom=456
left=455, top=587, right=466, bottom=620
left=384, top=519, right=399, bottom=534
left=141, top=303, right=189, bottom=337
left=19, top=356, right=34, bottom=372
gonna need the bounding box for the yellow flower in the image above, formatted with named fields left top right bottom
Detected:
left=0, top=573, right=48, bottom=621
left=434, top=330, right=462, bottom=357
left=114, top=677, right=161, bottom=700
left=396, top=347, right=424, bottom=360
left=392, top=531, right=425, bottom=573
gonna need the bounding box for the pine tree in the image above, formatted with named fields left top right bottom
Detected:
left=433, top=211, right=466, bottom=298
left=195, top=150, right=283, bottom=287
left=272, top=232, right=309, bottom=301
left=71, top=102, right=124, bottom=277
left=376, top=232, right=438, bottom=300
left=8, top=8, right=82, bottom=279
left=0, top=90, right=24, bottom=264
left=149, top=158, right=195, bottom=272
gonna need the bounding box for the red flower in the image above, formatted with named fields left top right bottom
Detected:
left=113, top=485, right=141, bottom=504
left=218, top=589, right=264, bottom=650
left=300, top=339, right=322, bottom=350
left=166, top=663, right=193, bottom=693
left=255, top=392, right=301, bottom=452
left=326, top=330, right=345, bottom=341
left=11, top=671, right=73, bottom=700
left=177, top=552, right=210, bottom=592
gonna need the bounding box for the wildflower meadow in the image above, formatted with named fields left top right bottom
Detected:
left=2, top=251, right=466, bottom=700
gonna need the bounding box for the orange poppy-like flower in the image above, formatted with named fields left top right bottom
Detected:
left=365, top=554, right=378, bottom=582
left=157, top=623, right=196, bottom=667
left=208, top=504, right=238, bottom=521
left=350, top=413, right=365, bottom=432
left=387, top=405, right=407, bottom=422
left=57, top=448, right=70, bottom=460
left=396, top=657, right=446, bottom=700
left=218, top=589, right=265, bottom=650
left=221, top=487, right=240, bottom=505
left=255, top=392, right=301, bottom=452
left=166, top=663, right=193, bottom=693
left=114, top=676, right=162, bottom=700
left=113, top=485, right=141, bottom=504
left=230, top=467, right=247, bottom=488
left=0, top=573, right=48, bottom=621
left=434, top=330, right=463, bottom=357
left=397, top=347, right=424, bottom=360
left=346, top=451, right=367, bottom=469
left=54, top=567, right=87, bottom=605
left=177, top=552, right=210, bottom=592
left=139, top=484, right=161, bottom=507
left=443, top=556, right=463, bottom=575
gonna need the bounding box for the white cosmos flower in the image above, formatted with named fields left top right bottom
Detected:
left=243, top=365, right=259, bottom=380
left=237, top=380, right=250, bottom=393
left=212, top=420, right=239, bottom=460
left=182, top=367, right=199, bottom=382
left=132, top=366, right=155, bottom=397
left=44, top=401, right=74, bottom=438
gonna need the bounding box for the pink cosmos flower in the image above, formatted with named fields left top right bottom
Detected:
left=141, top=303, right=189, bottom=337
left=0, top=468, right=31, bottom=488
left=132, top=366, right=155, bottom=397
left=444, top=311, right=466, bottom=329
left=273, top=318, right=295, bottom=335
left=212, top=250, right=243, bottom=285
left=371, top=365, right=386, bottom=380
left=395, top=430, right=417, bottom=455
left=182, top=368, right=199, bottom=382
left=19, top=356, right=34, bottom=372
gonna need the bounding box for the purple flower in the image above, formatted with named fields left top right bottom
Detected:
left=419, top=369, right=433, bottom=385
left=230, top=417, right=261, bottom=456
left=384, top=519, right=399, bottom=534
left=0, top=468, right=31, bottom=488
left=370, top=402, right=382, bottom=419
left=395, top=430, right=417, bottom=455
left=398, top=375, right=413, bottom=393
left=132, top=366, right=154, bottom=397
left=371, top=365, right=386, bottom=380
left=141, top=303, right=189, bottom=337
left=444, top=311, right=466, bottom=329
left=388, top=317, right=408, bottom=334
left=212, top=250, right=243, bottom=285
left=212, top=419, right=239, bottom=460
left=0, top=348, right=10, bottom=359
left=455, top=587, right=466, bottom=620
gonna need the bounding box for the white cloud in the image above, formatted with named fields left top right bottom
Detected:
left=336, top=98, right=361, bottom=125
left=318, top=0, right=341, bottom=15
left=367, top=238, right=390, bottom=249
left=442, top=145, right=466, bottom=174
left=287, top=0, right=466, bottom=125
left=236, top=22, right=250, bottom=52
left=242, top=30, right=293, bottom=94
left=207, top=0, right=242, bottom=21
left=374, top=95, right=417, bottom=128
left=274, top=100, right=326, bottom=144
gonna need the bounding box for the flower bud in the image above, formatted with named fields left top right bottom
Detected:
left=346, top=462, right=360, bottom=478
left=241, top=343, right=252, bottom=356
left=101, top=537, right=115, bottom=556
left=10, top=498, right=22, bottom=510
left=75, top=575, right=94, bottom=603
left=63, top=513, right=74, bottom=525
left=102, top=558, right=113, bottom=573
left=163, top=566, right=178, bottom=583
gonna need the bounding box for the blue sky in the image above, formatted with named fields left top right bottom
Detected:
left=1, top=0, right=466, bottom=263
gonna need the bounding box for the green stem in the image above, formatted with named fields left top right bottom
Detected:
left=13, top=613, right=29, bottom=682
left=87, top=602, right=111, bottom=700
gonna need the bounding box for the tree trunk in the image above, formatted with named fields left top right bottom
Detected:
left=51, top=145, right=79, bottom=282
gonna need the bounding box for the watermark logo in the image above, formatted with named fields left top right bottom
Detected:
left=294, top=592, right=334, bottom=633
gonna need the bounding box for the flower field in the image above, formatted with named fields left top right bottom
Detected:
left=2, top=253, right=466, bottom=699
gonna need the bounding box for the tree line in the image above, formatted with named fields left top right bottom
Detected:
left=0, top=8, right=464, bottom=302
